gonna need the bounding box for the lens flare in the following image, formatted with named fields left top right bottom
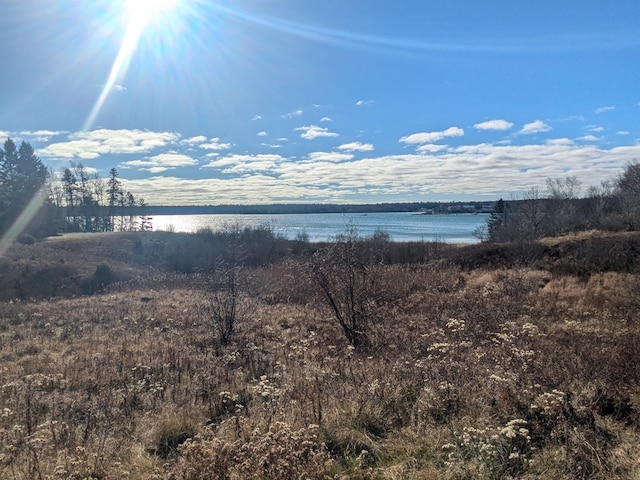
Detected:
left=0, top=187, right=48, bottom=258
left=83, top=0, right=182, bottom=131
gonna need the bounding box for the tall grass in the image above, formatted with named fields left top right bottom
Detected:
left=0, top=231, right=639, bottom=478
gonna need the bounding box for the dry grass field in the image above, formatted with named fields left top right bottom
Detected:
left=1, top=230, right=640, bottom=479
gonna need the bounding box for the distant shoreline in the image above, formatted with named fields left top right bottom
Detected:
left=124, top=201, right=495, bottom=216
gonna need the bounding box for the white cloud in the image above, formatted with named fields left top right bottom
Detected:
left=305, top=152, right=354, bottom=163
left=320, top=117, right=333, bottom=122
left=586, top=125, right=604, bottom=133
left=518, top=120, right=552, bottom=135
left=252, top=114, right=263, bottom=121
left=338, top=142, right=374, bottom=152
left=257, top=131, right=268, bottom=137
left=199, top=137, right=232, bottom=150
left=595, top=106, right=615, bottom=114
left=295, top=125, right=339, bottom=140
left=120, top=152, right=198, bottom=172
left=545, top=138, right=573, bottom=146
left=281, top=109, right=303, bottom=119
left=182, top=135, right=207, bottom=145
left=356, top=100, right=372, bottom=106
left=399, top=127, right=464, bottom=144
left=121, top=142, right=640, bottom=205
left=577, top=135, right=600, bottom=142
left=203, top=154, right=286, bottom=173
left=416, top=144, right=448, bottom=153
left=20, top=130, right=67, bottom=142
left=473, top=119, right=513, bottom=131
left=37, top=129, right=179, bottom=158
left=617, top=131, right=630, bottom=136
left=261, top=143, right=283, bottom=149
left=111, top=84, right=127, bottom=92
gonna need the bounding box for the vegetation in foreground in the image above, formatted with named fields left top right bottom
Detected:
left=1, top=229, right=640, bottom=479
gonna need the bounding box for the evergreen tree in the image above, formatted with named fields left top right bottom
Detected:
left=487, top=199, right=509, bottom=242
left=0, top=138, right=49, bottom=235
left=61, top=168, right=79, bottom=231
left=106, top=167, right=123, bottom=232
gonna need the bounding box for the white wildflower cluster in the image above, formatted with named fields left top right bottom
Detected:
left=499, top=418, right=530, bottom=441
left=445, top=418, right=532, bottom=471
left=219, top=391, right=244, bottom=414
left=251, top=375, right=282, bottom=404
left=427, top=342, right=451, bottom=355
left=521, top=322, right=540, bottom=336
left=446, top=318, right=466, bottom=333
left=530, top=389, right=565, bottom=416
left=219, top=391, right=240, bottom=404
left=222, top=350, right=241, bottom=366
left=368, top=379, right=381, bottom=395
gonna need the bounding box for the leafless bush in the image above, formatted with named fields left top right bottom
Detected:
left=310, top=227, right=379, bottom=349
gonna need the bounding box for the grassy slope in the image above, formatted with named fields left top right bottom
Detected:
left=0, top=231, right=640, bottom=478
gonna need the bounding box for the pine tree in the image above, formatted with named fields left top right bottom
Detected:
left=0, top=138, right=49, bottom=234
left=106, top=168, right=123, bottom=232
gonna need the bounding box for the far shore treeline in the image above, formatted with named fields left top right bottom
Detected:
left=67, top=202, right=492, bottom=216
left=2, top=137, right=640, bottom=242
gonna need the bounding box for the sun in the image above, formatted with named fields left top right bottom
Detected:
left=83, top=0, right=184, bottom=130
left=125, top=0, right=180, bottom=19
left=124, top=0, right=181, bottom=30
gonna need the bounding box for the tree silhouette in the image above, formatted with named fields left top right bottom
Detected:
left=0, top=138, right=48, bottom=235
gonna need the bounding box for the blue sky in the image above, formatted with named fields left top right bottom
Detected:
left=1, top=0, right=639, bottom=205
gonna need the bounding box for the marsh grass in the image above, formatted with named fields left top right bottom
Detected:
left=0, top=231, right=639, bottom=478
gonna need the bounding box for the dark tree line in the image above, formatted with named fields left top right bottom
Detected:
left=0, top=138, right=150, bottom=238
left=50, top=164, right=151, bottom=233
left=486, top=163, right=640, bottom=242
left=0, top=138, right=53, bottom=237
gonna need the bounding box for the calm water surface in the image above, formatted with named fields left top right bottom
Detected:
left=151, top=212, right=488, bottom=243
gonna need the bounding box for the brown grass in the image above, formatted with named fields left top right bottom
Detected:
left=0, top=231, right=639, bottom=478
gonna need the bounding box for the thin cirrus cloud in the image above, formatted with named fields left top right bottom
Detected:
left=257, top=131, right=268, bottom=137
left=281, top=109, right=303, bottom=119
left=295, top=125, right=339, bottom=140
left=518, top=120, right=552, bottom=135
left=473, top=119, right=513, bottom=131
left=399, top=127, right=464, bottom=145
left=595, top=106, right=615, bottom=114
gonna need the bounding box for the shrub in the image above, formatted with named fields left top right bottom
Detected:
left=85, top=263, right=115, bottom=294
left=17, top=233, right=36, bottom=245
left=169, top=420, right=332, bottom=479
left=154, top=416, right=196, bottom=459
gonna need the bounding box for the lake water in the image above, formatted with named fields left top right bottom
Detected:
left=150, top=212, right=489, bottom=243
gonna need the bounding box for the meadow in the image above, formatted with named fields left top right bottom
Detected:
left=1, top=228, right=640, bottom=479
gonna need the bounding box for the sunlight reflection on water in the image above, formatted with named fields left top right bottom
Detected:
left=151, top=212, right=488, bottom=243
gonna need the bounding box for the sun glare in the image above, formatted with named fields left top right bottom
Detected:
left=125, top=0, right=180, bottom=20
left=84, top=0, right=183, bottom=131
